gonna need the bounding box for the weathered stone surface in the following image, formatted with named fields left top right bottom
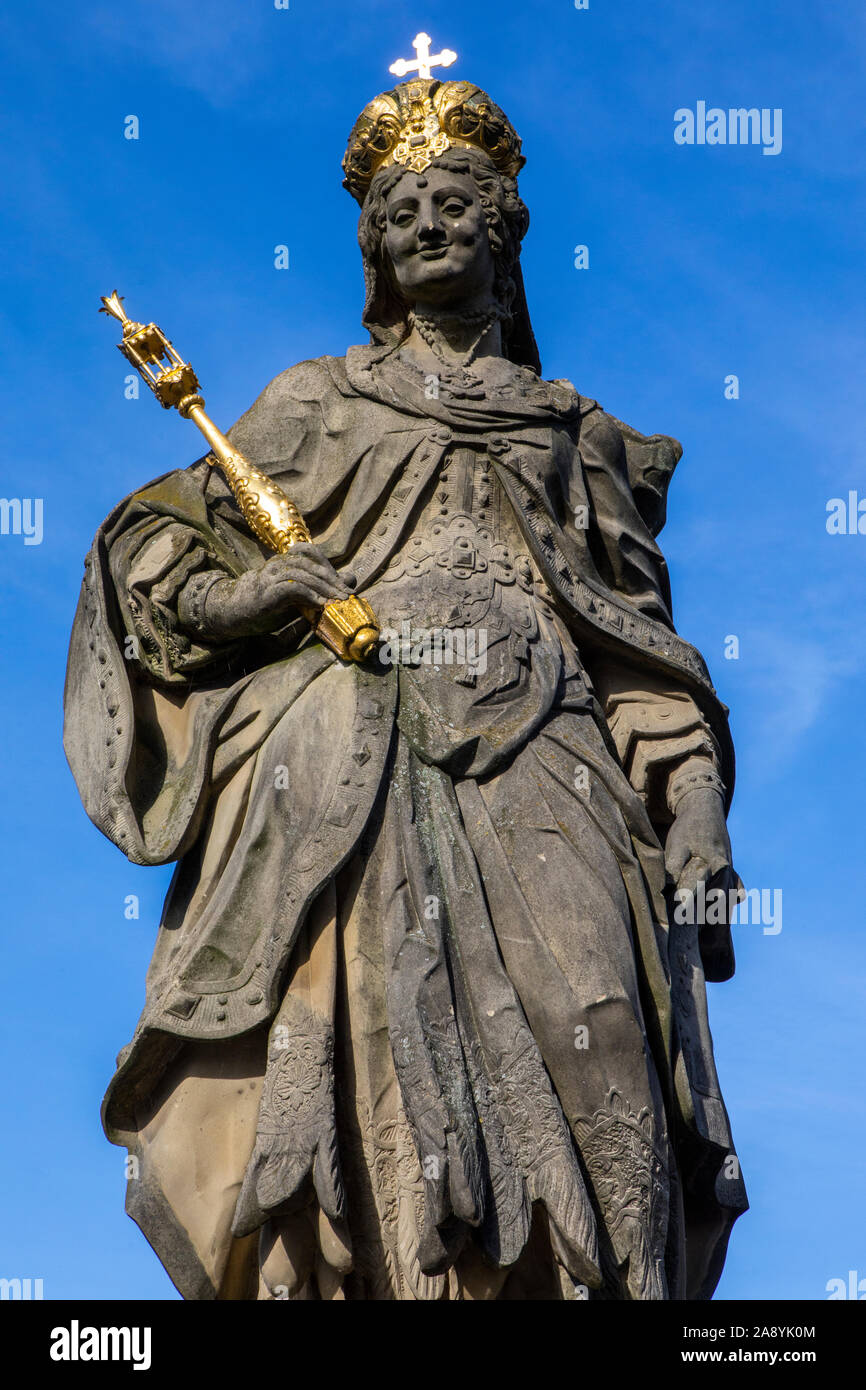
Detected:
left=65, top=85, right=746, bottom=1300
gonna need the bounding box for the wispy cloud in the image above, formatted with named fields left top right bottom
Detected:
left=738, top=622, right=864, bottom=775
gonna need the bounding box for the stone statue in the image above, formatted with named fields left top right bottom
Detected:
left=64, top=58, right=747, bottom=1300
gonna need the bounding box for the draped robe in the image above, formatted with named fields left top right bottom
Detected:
left=64, top=343, right=747, bottom=1299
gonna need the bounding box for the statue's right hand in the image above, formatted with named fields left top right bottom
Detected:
left=204, top=547, right=352, bottom=637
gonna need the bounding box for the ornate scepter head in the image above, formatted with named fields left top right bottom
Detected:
left=98, top=291, right=380, bottom=662
left=99, top=291, right=201, bottom=411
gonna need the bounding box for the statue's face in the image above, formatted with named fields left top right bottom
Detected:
left=383, top=166, right=496, bottom=310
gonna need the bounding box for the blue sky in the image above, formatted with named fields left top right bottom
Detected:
left=0, top=0, right=863, bottom=1300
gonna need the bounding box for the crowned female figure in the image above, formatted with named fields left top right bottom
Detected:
left=65, top=65, right=747, bottom=1300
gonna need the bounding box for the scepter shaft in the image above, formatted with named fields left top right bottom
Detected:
left=99, top=292, right=379, bottom=663
left=177, top=395, right=314, bottom=551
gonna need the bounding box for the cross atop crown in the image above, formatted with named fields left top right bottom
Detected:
left=343, top=36, right=525, bottom=204
left=389, top=32, right=457, bottom=81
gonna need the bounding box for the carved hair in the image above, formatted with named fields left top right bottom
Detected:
left=357, top=147, right=531, bottom=356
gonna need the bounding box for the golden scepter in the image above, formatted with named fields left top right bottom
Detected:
left=98, top=292, right=379, bottom=662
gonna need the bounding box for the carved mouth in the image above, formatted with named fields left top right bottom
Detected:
left=418, top=247, right=449, bottom=260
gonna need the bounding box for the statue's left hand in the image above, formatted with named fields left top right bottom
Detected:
left=664, top=786, right=736, bottom=899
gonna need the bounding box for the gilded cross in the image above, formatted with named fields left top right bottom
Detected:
left=389, top=32, right=457, bottom=81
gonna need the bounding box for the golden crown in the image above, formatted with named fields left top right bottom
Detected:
left=342, top=38, right=525, bottom=205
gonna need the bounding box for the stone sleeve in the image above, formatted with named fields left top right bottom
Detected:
left=596, top=664, right=726, bottom=827
left=108, top=514, right=241, bottom=683
left=176, top=569, right=234, bottom=638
